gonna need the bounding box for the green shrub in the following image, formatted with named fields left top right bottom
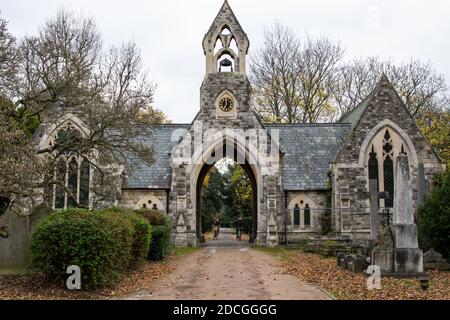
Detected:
left=417, top=171, right=450, bottom=260
left=30, top=208, right=151, bottom=289
left=135, top=209, right=172, bottom=261
left=98, top=207, right=152, bottom=267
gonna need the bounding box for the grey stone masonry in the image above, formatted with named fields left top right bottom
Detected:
left=332, top=75, right=444, bottom=243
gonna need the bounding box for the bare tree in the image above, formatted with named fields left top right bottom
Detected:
left=298, top=35, right=344, bottom=123
left=0, top=14, right=19, bottom=96
left=0, top=9, right=167, bottom=210
left=250, top=23, right=344, bottom=123
left=252, top=23, right=448, bottom=125
left=250, top=23, right=301, bottom=123
left=335, top=57, right=448, bottom=119
left=333, top=56, right=385, bottom=116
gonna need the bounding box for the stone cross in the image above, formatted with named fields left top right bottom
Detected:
left=369, top=179, right=379, bottom=240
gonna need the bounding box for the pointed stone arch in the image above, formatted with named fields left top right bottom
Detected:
left=38, top=113, right=89, bottom=150
left=358, top=119, right=418, bottom=167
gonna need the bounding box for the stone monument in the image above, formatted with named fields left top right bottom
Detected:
left=371, top=153, right=424, bottom=275
left=390, top=153, right=423, bottom=274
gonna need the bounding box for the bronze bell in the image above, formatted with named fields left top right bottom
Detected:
left=219, top=58, right=233, bottom=72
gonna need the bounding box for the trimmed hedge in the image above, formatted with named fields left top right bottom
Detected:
left=98, top=207, right=152, bottom=267
left=135, top=209, right=172, bottom=261
left=30, top=208, right=151, bottom=289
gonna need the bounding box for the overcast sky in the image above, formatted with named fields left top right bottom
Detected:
left=1, top=0, right=449, bottom=123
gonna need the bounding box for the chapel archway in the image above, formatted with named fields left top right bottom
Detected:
left=194, top=141, right=259, bottom=243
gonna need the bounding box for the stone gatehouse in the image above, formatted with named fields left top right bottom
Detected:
left=29, top=1, right=445, bottom=248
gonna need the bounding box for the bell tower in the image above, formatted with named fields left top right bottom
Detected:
left=202, top=0, right=249, bottom=75
left=169, top=1, right=281, bottom=248
left=200, top=0, right=252, bottom=120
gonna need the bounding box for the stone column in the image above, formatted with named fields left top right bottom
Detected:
left=266, top=208, right=279, bottom=247
left=390, top=153, right=423, bottom=274
left=174, top=214, right=188, bottom=247
left=265, top=176, right=279, bottom=247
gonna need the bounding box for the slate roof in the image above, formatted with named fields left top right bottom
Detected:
left=339, top=95, right=372, bottom=131
left=124, top=123, right=350, bottom=191
left=124, top=124, right=189, bottom=189
left=266, top=124, right=350, bottom=191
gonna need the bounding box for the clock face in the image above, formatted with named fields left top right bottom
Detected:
left=219, top=97, right=234, bottom=112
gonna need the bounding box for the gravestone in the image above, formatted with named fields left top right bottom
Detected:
left=371, top=222, right=394, bottom=273
left=337, top=252, right=346, bottom=268
left=0, top=209, right=30, bottom=274
left=390, top=153, right=423, bottom=274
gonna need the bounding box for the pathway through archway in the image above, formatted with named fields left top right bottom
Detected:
left=126, top=244, right=332, bottom=300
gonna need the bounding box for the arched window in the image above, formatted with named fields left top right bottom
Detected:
left=229, top=38, right=239, bottom=55
left=55, top=160, right=66, bottom=209
left=304, top=204, right=311, bottom=226
left=294, top=204, right=300, bottom=226
left=79, top=159, right=90, bottom=208
left=52, top=156, right=91, bottom=210
left=288, top=196, right=316, bottom=229
left=213, top=38, right=223, bottom=55
left=366, top=128, right=410, bottom=209
left=368, top=145, right=379, bottom=188
left=383, top=131, right=394, bottom=207
left=67, top=158, right=78, bottom=208
left=46, top=124, right=91, bottom=210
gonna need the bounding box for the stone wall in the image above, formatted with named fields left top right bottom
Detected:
left=282, top=191, right=328, bottom=243
left=121, top=189, right=168, bottom=212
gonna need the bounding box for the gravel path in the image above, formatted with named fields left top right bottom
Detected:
left=126, top=233, right=332, bottom=300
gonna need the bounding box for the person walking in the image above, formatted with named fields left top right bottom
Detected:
left=235, top=216, right=243, bottom=241
left=212, top=218, right=220, bottom=240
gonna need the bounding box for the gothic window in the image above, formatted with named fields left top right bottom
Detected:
left=79, top=159, right=90, bottom=208
left=214, top=38, right=223, bottom=55
left=52, top=156, right=91, bottom=210
left=383, top=130, right=394, bottom=207
left=368, top=145, right=378, bottom=180
left=289, top=197, right=316, bottom=228
left=67, top=158, right=78, bottom=208
left=55, top=160, right=66, bottom=209
left=47, top=124, right=91, bottom=210
left=294, top=204, right=300, bottom=226
left=368, top=145, right=379, bottom=191
left=229, top=38, right=238, bottom=54
left=304, top=204, right=311, bottom=226
left=366, top=128, right=410, bottom=209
